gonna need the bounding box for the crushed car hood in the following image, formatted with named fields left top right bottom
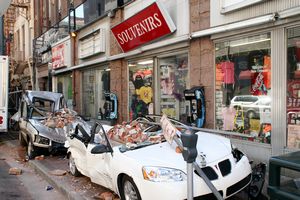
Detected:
left=29, top=119, right=66, bottom=144
left=122, top=131, right=232, bottom=171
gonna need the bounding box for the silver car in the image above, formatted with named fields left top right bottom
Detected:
left=230, top=95, right=271, bottom=119
left=18, top=90, right=67, bottom=159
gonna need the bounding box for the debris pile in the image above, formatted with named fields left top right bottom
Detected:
left=42, top=108, right=77, bottom=129
left=107, top=120, right=164, bottom=145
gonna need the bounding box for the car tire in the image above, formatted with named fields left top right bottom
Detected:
left=120, top=176, right=141, bottom=200
left=19, top=132, right=26, bottom=147
left=69, top=154, right=81, bottom=177
left=26, top=139, right=36, bottom=159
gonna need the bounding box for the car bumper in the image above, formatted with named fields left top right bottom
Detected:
left=33, top=140, right=66, bottom=151
left=136, top=156, right=251, bottom=200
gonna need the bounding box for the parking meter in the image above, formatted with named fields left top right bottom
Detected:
left=181, top=131, right=198, bottom=163
left=181, top=130, right=198, bottom=200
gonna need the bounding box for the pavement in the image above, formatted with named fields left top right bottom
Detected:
left=28, top=155, right=119, bottom=200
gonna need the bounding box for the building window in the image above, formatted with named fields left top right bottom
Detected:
left=128, top=59, right=154, bottom=120
left=287, top=27, right=300, bottom=149
left=82, top=67, right=110, bottom=118
left=158, top=54, right=189, bottom=121
left=215, top=33, right=271, bottom=143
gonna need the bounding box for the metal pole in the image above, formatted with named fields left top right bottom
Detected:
left=174, top=136, right=224, bottom=200
left=187, top=163, right=194, bottom=200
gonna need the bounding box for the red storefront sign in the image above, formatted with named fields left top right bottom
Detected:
left=111, top=2, right=176, bottom=52
left=52, top=43, right=65, bottom=69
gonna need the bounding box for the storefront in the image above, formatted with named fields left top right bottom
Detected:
left=111, top=0, right=190, bottom=122
left=287, top=26, right=300, bottom=150
left=128, top=53, right=189, bottom=121
left=81, top=66, right=110, bottom=119
left=206, top=16, right=300, bottom=162
left=51, top=37, right=73, bottom=108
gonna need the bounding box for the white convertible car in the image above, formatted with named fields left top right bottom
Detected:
left=67, top=115, right=252, bottom=200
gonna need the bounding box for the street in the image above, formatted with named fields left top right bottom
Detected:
left=0, top=131, right=65, bottom=200
left=0, top=131, right=118, bottom=200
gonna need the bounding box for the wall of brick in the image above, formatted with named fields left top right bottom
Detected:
left=189, top=0, right=214, bottom=128
left=109, top=8, right=128, bottom=123
left=73, top=70, right=82, bottom=113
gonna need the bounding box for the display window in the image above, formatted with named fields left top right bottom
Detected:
left=128, top=60, right=154, bottom=120
left=158, top=54, right=189, bottom=121
left=82, top=67, right=110, bottom=118
left=57, top=74, right=73, bottom=109
left=287, top=27, right=300, bottom=149
left=215, top=33, right=271, bottom=144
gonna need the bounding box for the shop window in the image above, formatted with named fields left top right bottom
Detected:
left=215, top=33, right=271, bottom=144
left=158, top=54, right=189, bottom=121
left=128, top=60, right=153, bottom=120
left=82, top=68, right=110, bottom=118
left=57, top=74, right=73, bottom=109
left=287, top=27, right=300, bottom=149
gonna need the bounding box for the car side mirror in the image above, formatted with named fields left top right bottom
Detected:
left=91, top=144, right=110, bottom=154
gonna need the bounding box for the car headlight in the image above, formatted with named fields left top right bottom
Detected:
left=35, top=135, right=50, bottom=145
left=142, top=167, right=186, bottom=182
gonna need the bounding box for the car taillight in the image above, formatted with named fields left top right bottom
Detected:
left=0, top=116, right=3, bottom=124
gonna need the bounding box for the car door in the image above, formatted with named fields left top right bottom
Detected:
left=86, top=124, right=114, bottom=190
left=69, top=125, right=89, bottom=176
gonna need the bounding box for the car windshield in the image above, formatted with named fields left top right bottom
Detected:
left=30, top=98, right=55, bottom=119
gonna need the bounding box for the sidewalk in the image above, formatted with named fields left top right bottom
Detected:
left=28, top=156, right=119, bottom=200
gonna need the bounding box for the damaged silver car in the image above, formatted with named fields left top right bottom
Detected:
left=17, top=90, right=72, bottom=158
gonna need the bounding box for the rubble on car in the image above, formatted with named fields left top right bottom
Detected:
left=107, top=120, right=165, bottom=148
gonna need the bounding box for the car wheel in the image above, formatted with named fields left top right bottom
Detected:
left=69, top=154, right=81, bottom=177
left=121, top=176, right=141, bottom=200
left=26, top=139, right=36, bottom=159
left=19, top=132, right=26, bottom=147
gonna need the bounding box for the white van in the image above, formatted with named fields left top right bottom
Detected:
left=0, top=56, right=9, bottom=132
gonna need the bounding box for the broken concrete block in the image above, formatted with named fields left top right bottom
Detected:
left=49, top=169, right=67, bottom=176
left=9, top=167, right=22, bottom=175
left=101, top=192, right=114, bottom=200
left=94, top=192, right=114, bottom=200
left=35, top=155, right=45, bottom=160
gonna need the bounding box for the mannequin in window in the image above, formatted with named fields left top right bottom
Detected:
left=221, top=55, right=235, bottom=106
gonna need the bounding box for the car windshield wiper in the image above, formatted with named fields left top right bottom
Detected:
left=119, top=141, right=156, bottom=152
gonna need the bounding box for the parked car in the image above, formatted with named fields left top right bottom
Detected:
left=230, top=95, right=271, bottom=119
left=17, top=90, right=69, bottom=158
left=67, top=115, right=252, bottom=200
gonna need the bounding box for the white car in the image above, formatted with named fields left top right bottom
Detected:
left=67, top=115, right=252, bottom=200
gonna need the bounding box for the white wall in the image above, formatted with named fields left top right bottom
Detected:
left=77, top=17, right=110, bottom=64
left=211, top=0, right=300, bottom=27
left=13, top=0, right=34, bottom=60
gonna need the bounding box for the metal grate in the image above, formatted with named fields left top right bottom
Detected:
left=218, top=159, right=231, bottom=177
left=195, top=166, right=218, bottom=181
left=192, top=191, right=223, bottom=200
left=226, top=174, right=252, bottom=196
